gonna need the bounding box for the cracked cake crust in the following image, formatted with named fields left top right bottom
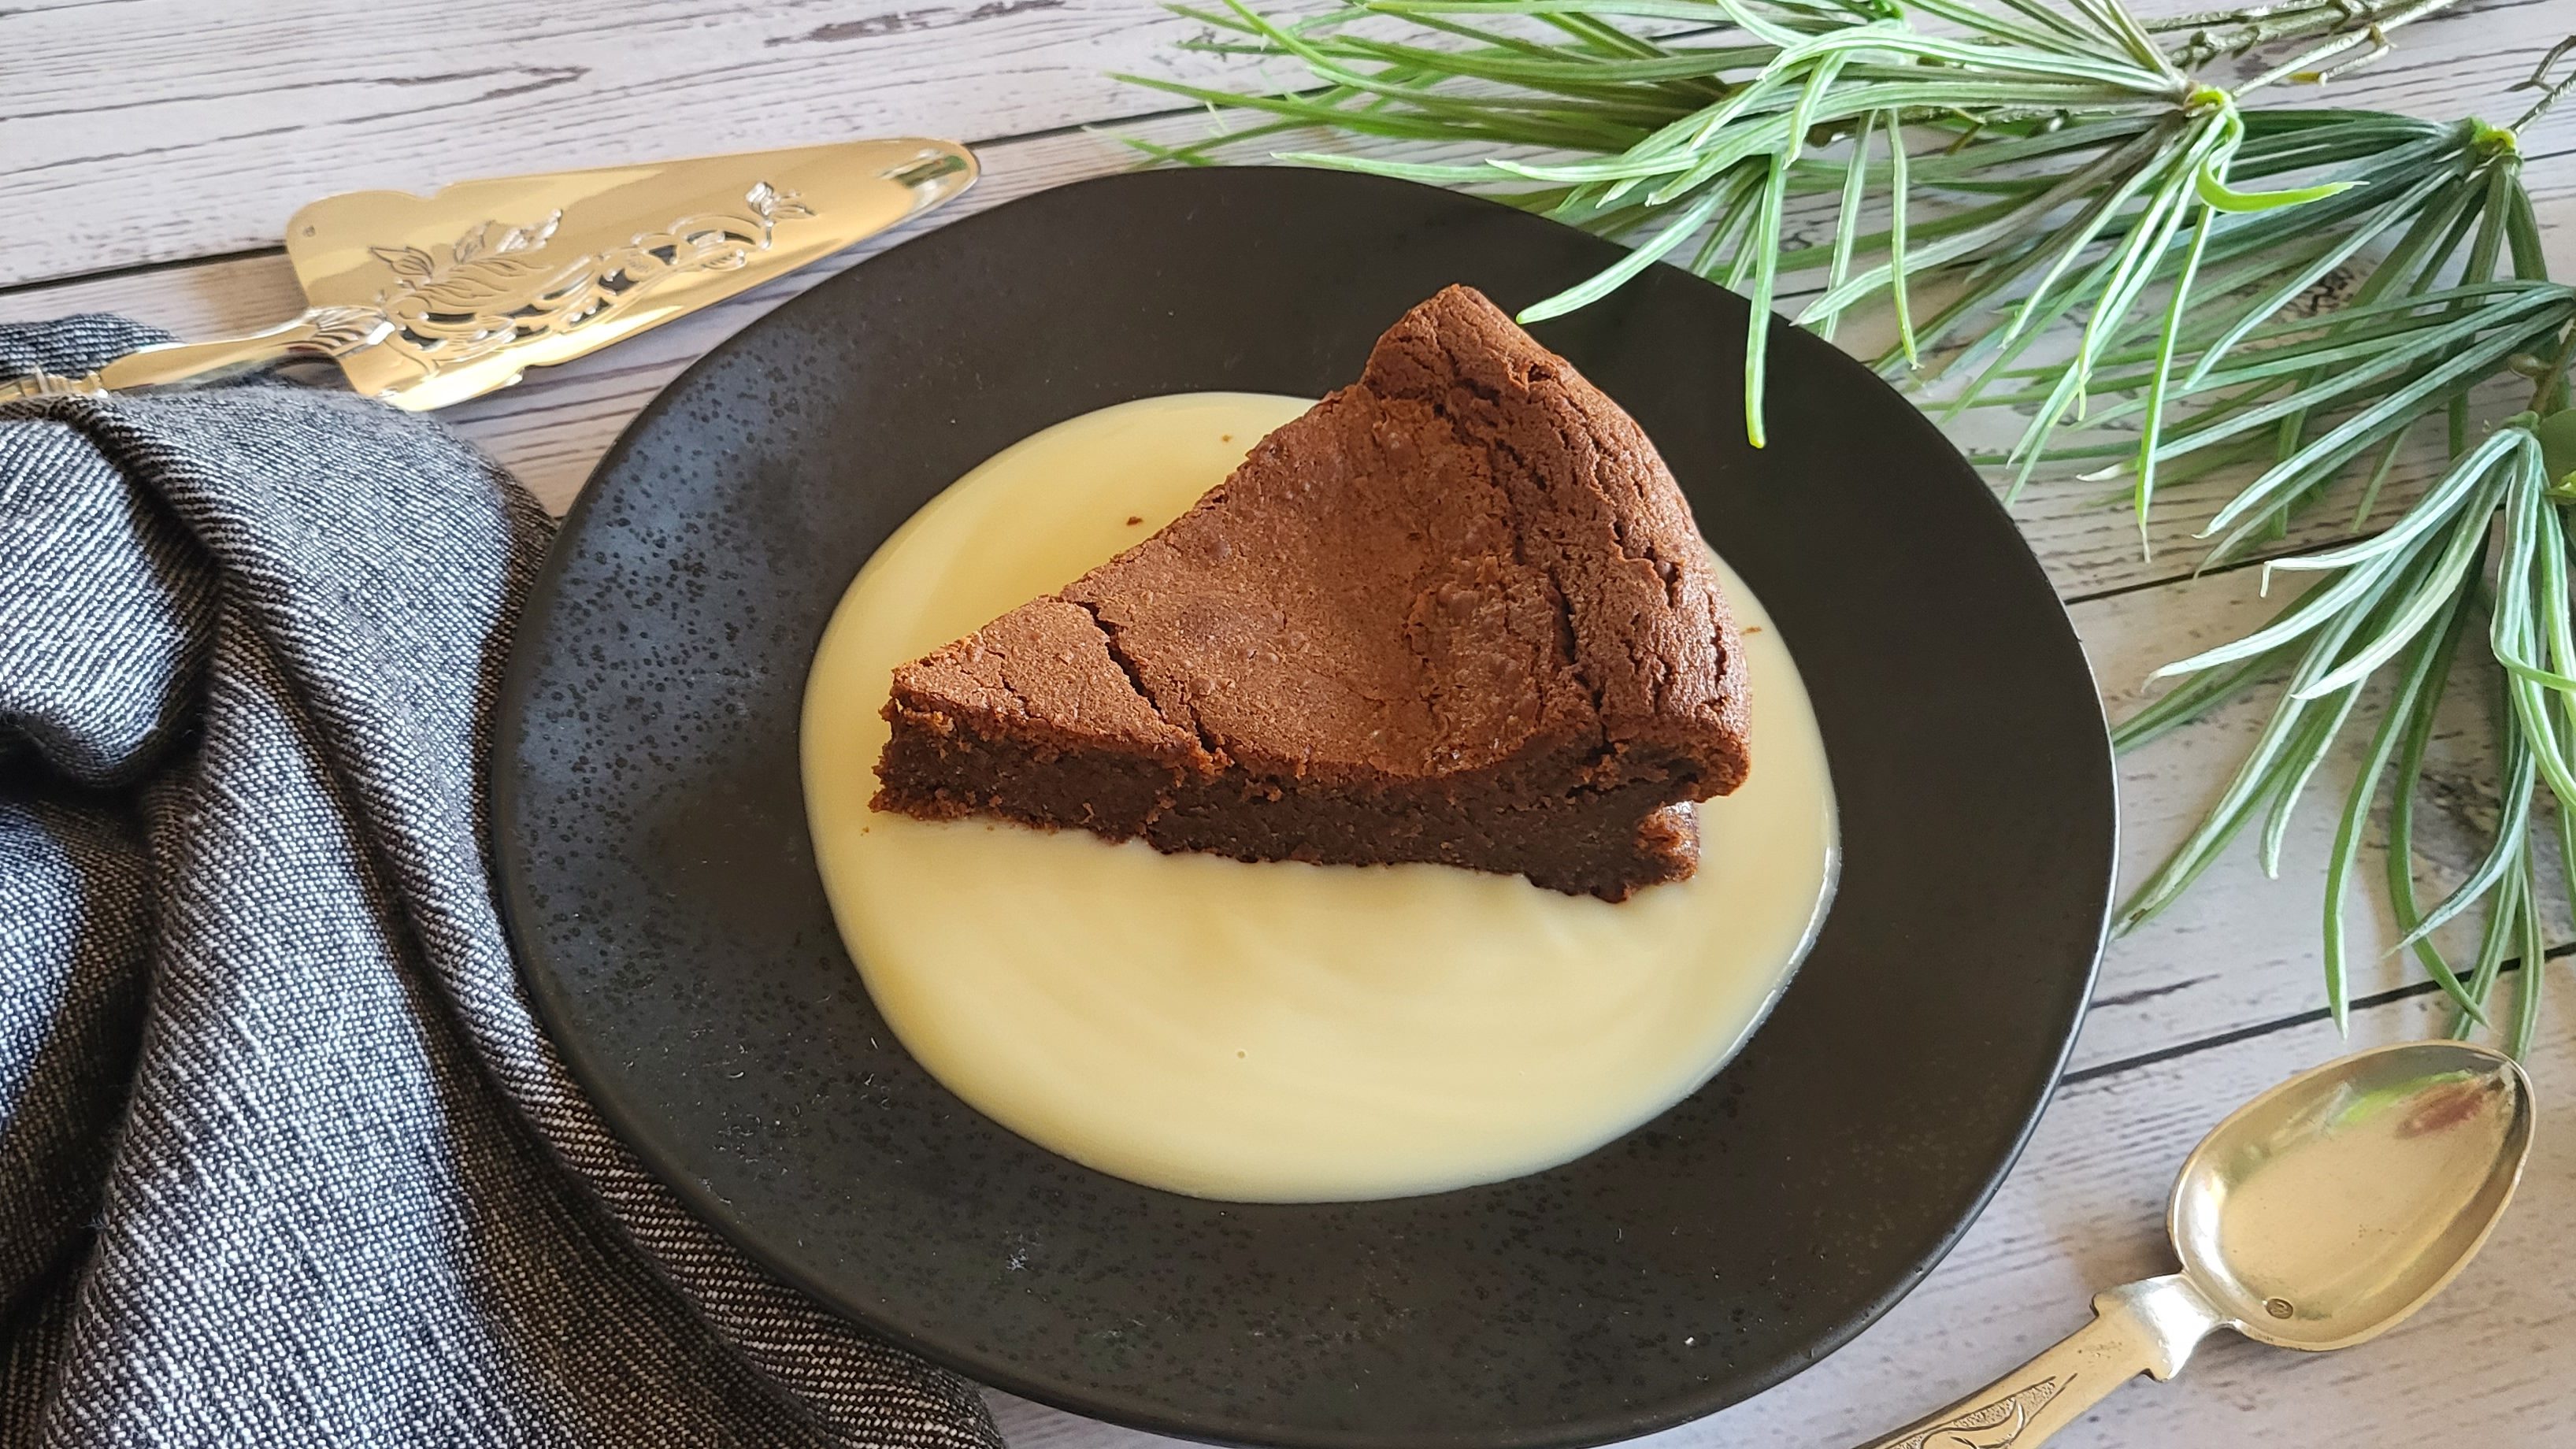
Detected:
left=871, top=285, right=1749, bottom=900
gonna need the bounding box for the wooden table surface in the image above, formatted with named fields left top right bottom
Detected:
left=8, top=3, right=2572, bottom=1444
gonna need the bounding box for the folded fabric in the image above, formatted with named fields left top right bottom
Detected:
left=0, top=317, right=999, bottom=1448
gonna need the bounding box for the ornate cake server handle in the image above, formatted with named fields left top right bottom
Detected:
left=1853, top=1277, right=2221, bottom=1449
left=2, top=139, right=975, bottom=410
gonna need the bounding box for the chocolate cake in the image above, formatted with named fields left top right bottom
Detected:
left=871, top=285, right=1749, bottom=899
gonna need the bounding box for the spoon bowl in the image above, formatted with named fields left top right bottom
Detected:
left=2171, top=1040, right=2533, bottom=1352
left=1858, top=1040, right=2535, bottom=1449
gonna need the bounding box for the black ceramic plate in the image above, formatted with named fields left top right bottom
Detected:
left=492, top=167, right=2115, bottom=1449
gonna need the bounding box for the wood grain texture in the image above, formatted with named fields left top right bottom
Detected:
left=0, top=0, right=1299, bottom=287
left=7, top=2, right=2574, bottom=1445
left=2075, top=564, right=2563, bottom=1072
left=985, top=982, right=2576, bottom=1449
left=3, top=0, right=2566, bottom=294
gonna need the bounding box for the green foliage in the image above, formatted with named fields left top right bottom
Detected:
left=1131, top=0, right=2576, bottom=1052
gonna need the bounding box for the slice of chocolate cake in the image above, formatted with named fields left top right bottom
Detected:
left=872, top=285, right=1749, bottom=899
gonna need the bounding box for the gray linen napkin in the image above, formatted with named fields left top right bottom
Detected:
left=0, top=317, right=1001, bottom=1448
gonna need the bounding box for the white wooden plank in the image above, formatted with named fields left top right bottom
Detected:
left=1, top=254, right=311, bottom=344
left=0, top=0, right=1299, bottom=287
left=4, top=0, right=2568, bottom=291
left=986, top=980, right=2576, bottom=1449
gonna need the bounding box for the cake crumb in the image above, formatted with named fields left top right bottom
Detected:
left=1125, top=514, right=1143, bottom=526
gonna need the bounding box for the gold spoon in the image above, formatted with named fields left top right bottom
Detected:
left=1855, top=1040, right=2534, bottom=1449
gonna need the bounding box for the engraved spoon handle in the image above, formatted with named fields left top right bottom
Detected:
left=1851, top=1276, right=2226, bottom=1449
left=0, top=308, right=384, bottom=401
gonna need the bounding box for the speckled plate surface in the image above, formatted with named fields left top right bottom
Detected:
left=491, top=167, right=2115, bottom=1449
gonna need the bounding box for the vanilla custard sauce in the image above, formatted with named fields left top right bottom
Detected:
left=801, top=393, right=1837, bottom=1202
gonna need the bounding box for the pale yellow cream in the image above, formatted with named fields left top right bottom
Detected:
left=801, top=393, right=1837, bottom=1202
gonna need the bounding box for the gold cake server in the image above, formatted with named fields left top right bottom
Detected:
left=4, top=139, right=977, bottom=410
